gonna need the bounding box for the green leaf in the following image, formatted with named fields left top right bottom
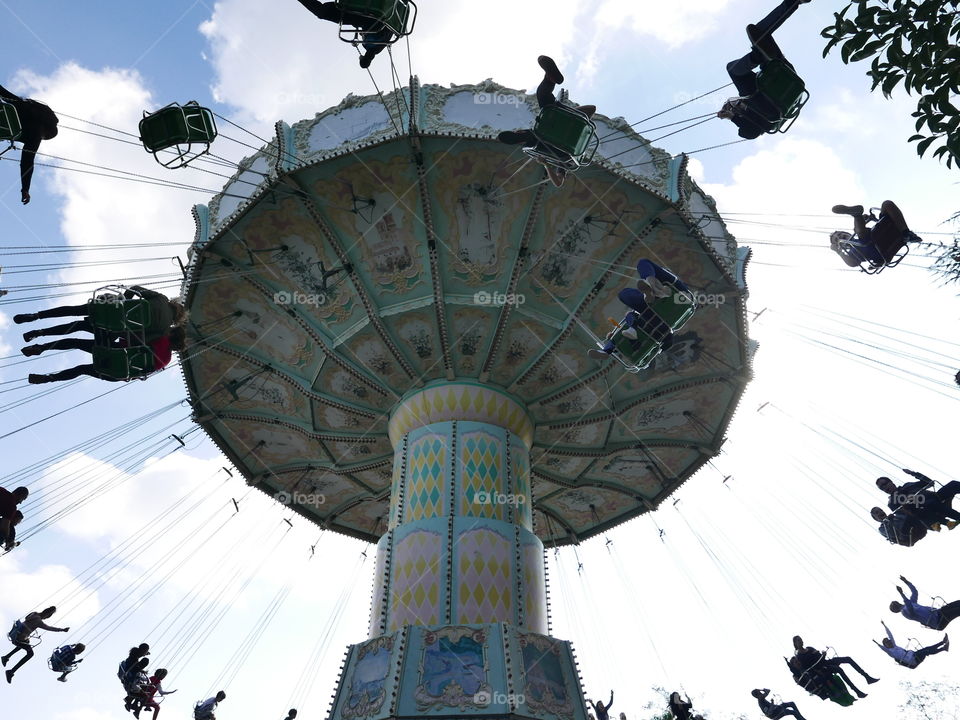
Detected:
left=851, top=39, right=887, bottom=63
left=915, top=135, right=937, bottom=156
left=881, top=72, right=904, bottom=97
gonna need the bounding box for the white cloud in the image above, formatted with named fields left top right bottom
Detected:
left=200, top=0, right=583, bottom=126
left=0, top=310, right=12, bottom=357
left=0, top=556, right=99, bottom=628
left=199, top=0, right=735, bottom=127
left=703, top=137, right=865, bottom=218
left=54, top=710, right=126, bottom=720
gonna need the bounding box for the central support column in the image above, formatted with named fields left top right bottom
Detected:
left=327, top=382, right=588, bottom=720
left=371, top=381, right=544, bottom=636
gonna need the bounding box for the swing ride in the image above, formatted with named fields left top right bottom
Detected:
left=174, top=78, right=752, bottom=720
left=178, top=79, right=753, bottom=548
left=3, top=1, right=960, bottom=718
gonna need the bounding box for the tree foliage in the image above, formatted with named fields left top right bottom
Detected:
left=821, top=0, right=960, bottom=167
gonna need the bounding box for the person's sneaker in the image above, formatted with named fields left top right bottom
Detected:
left=22, top=331, right=38, bottom=343
left=57, top=676, right=67, bottom=682
left=587, top=349, right=611, bottom=360
left=13, top=313, right=38, bottom=324
left=537, top=55, right=564, bottom=84
left=5, top=669, right=12, bottom=684
left=931, top=522, right=943, bottom=532
left=943, top=634, right=949, bottom=651
left=832, top=204, right=864, bottom=217
left=866, top=676, right=880, bottom=684
left=622, top=327, right=638, bottom=340
left=359, top=53, right=373, bottom=69
left=0, top=656, right=7, bottom=667
left=27, top=374, right=49, bottom=384
left=575, top=104, right=597, bottom=118
left=21, top=345, right=42, bottom=357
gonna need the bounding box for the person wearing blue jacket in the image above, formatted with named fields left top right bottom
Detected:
left=874, top=621, right=948, bottom=669
left=890, top=576, right=960, bottom=631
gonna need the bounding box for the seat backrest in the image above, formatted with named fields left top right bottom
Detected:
left=757, top=60, right=806, bottom=115
left=870, top=216, right=909, bottom=263
left=89, top=298, right=151, bottom=332
left=533, top=105, right=595, bottom=157
left=92, top=346, right=155, bottom=379
left=650, top=295, right=696, bottom=331
left=183, top=105, right=217, bottom=142
left=0, top=101, right=22, bottom=141
left=140, top=106, right=190, bottom=151
left=339, top=0, right=395, bottom=15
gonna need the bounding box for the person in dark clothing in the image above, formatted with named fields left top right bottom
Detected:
left=874, top=621, right=949, bottom=669
left=0, top=83, right=58, bottom=204
left=118, top=644, right=150, bottom=682
left=718, top=0, right=811, bottom=139
left=589, top=259, right=691, bottom=359
left=123, top=657, right=151, bottom=712
left=284, top=711, right=298, bottom=720
left=890, top=576, right=960, bottom=631
left=588, top=691, right=613, bottom=720
left=877, top=469, right=960, bottom=529
left=23, top=326, right=186, bottom=384
left=871, top=507, right=929, bottom=546
left=751, top=689, right=807, bottom=720
left=790, top=636, right=878, bottom=699
left=295, top=0, right=397, bottom=68
left=49, top=643, right=85, bottom=682
left=668, top=691, right=693, bottom=720
left=2, top=512, right=23, bottom=552
left=830, top=201, right=919, bottom=267
left=2, top=607, right=69, bottom=683
left=0, top=486, right=28, bottom=551
left=497, top=55, right=597, bottom=187
left=15, top=286, right=187, bottom=342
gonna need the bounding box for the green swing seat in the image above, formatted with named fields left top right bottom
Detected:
left=88, top=297, right=152, bottom=334
left=601, top=292, right=697, bottom=372
left=525, top=103, right=599, bottom=171
left=749, top=59, right=809, bottom=134
left=838, top=219, right=917, bottom=275
left=92, top=346, right=155, bottom=381
left=825, top=674, right=855, bottom=706
left=336, top=0, right=417, bottom=44
left=139, top=101, right=217, bottom=169
left=0, top=100, right=22, bottom=156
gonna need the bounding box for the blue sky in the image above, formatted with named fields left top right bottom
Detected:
left=1, top=1, right=959, bottom=719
